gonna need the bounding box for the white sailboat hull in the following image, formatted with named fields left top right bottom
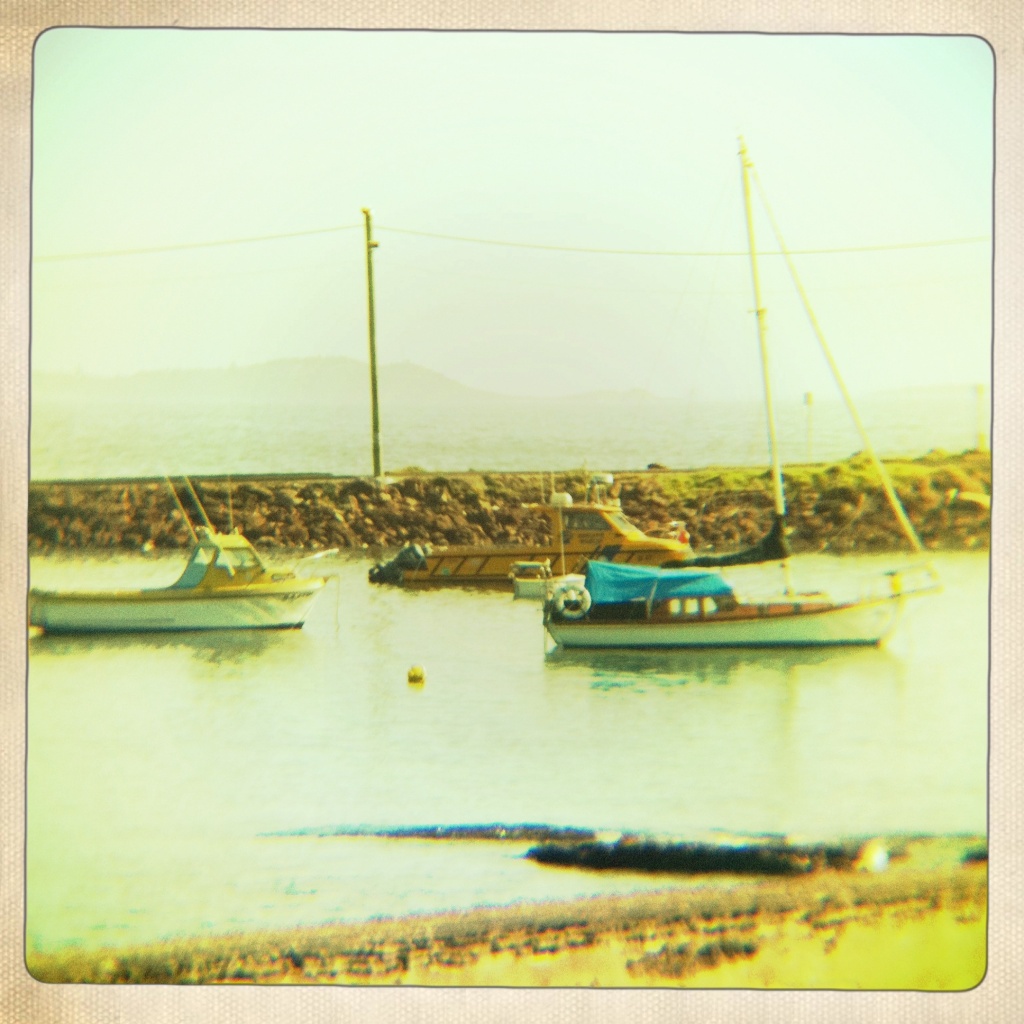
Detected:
left=29, top=583, right=325, bottom=634
left=545, top=596, right=905, bottom=649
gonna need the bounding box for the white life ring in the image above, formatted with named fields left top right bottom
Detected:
left=553, top=582, right=592, bottom=620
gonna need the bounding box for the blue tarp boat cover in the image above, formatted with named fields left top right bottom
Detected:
left=584, top=560, right=734, bottom=605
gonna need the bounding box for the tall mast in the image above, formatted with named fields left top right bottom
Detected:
left=751, top=173, right=925, bottom=555
left=362, top=207, right=382, bottom=479
left=738, top=139, right=787, bottom=526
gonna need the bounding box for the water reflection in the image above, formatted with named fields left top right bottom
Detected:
left=25, top=552, right=987, bottom=953
left=28, top=628, right=291, bottom=665
left=544, top=643, right=905, bottom=690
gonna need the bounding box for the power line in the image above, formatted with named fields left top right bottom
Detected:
left=33, top=223, right=363, bottom=262
left=377, top=225, right=991, bottom=256
left=33, top=221, right=990, bottom=263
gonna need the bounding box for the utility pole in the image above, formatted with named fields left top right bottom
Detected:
left=362, top=207, right=382, bottom=479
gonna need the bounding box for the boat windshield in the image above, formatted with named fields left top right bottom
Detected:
left=173, top=546, right=214, bottom=588
left=564, top=511, right=609, bottom=532
left=214, top=546, right=263, bottom=574
left=604, top=511, right=642, bottom=535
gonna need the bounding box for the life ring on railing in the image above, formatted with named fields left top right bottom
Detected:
left=553, top=582, right=592, bottom=620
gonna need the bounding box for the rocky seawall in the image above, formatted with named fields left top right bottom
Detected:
left=27, top=450, right=990, bottom=555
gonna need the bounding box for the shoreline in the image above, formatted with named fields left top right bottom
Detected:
left=27, top=450, right=990, bottom=556
left=27, top=835, right=987, bottom=990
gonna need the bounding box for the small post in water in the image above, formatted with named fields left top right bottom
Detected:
left=804, top=391, right=814, bottom=462
left=975, top=383, right=988, bottom=453
left=362, top=207, right=382, bottom=479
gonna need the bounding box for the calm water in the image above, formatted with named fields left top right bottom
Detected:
left=30, top=387, right=987, bottom=479
left=26, top=550, right=989, bottom=953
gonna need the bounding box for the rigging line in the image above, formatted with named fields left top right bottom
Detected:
left=664, top=176, right=733, bottom=345
left=182, top=476, right=215, bottom=532
left=689, top=178, right=734, bottom=345
left=376, top=224, right=990, bottom=256
left=33, top=224, right=363, bottom=263
left=751, top=168, right=925, bottom=555
left=164, top=478, right=198, bottom=544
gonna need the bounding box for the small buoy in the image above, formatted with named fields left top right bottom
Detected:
left=407, top=666, right=425, bottom=685
left=854, top=838, right=889, bottom=873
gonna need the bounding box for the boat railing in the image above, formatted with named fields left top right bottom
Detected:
left=294, top=548, right=340, bottom=577
left=859, top=562, right=942, bottom=602
left=585, top=473, right=615, bottom=505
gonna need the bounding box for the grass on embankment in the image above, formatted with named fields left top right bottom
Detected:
left=27, top=450, right=990, bottom=555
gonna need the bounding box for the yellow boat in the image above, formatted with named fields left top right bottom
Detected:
left=368, top=476, right=693, bottom=586
left=29, top=527, right=328, bottom=634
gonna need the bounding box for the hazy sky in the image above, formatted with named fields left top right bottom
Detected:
left=31, top=30, right=992, bottom=401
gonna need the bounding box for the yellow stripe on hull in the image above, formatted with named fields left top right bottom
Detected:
left=29, top=580, right=325, bottom=633
left=400, top=545, right=683, bottom=585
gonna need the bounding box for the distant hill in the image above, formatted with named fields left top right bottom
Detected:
left=31, top=357, right=977, bottom=426
left=33, top=357, right=503, bottom=408
left=31, top=357, right=664, bottom=409
left=28, top=359, right=981, bottom=480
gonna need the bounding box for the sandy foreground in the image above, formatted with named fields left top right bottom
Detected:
left=27, top=836, right=986, bottom=991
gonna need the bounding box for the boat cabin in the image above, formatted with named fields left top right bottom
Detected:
left=585, top=559, right=734, bottom=604
left=528, top=485, right=686, bottom=564
left=172, top=529, right=272, bottom=590
left=369, top=475, right=691, bottom=585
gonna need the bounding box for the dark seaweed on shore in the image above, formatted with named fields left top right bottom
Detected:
left=525, top=839, right=862, bottom=875
left=262, top=823, right=598, bottom=843
left=25, top=858, right=987, bottom=986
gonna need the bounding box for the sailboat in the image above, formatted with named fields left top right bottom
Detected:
left=544, top=141, right=940, bottom=649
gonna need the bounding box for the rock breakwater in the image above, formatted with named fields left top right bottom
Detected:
left=27, top=451, right=990, bottom=555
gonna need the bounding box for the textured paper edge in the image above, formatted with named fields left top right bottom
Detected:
left=2, top=3, right=1018, bottom=1022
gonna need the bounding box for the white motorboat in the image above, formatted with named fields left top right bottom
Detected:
left=508, top=560, right=587, bottom=601
left=29, top=527, right=328, bottom=634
